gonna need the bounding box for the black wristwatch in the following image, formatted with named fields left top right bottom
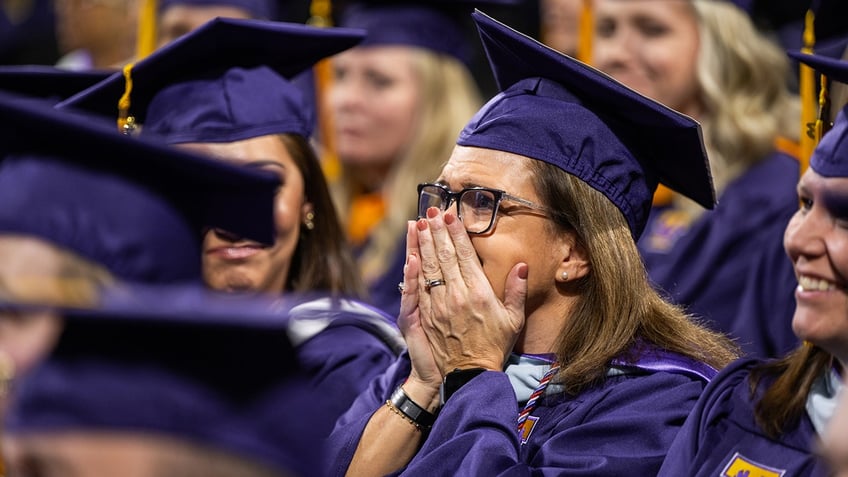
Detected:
left=440, top=368, right=487, bottom=405
left=390, top=385, right=437, bottom=429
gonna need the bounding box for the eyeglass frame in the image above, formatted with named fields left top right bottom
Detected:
left=417, top=182, right=552, bottom=235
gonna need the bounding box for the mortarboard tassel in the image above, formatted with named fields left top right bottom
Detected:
left=135, top=0, right=158, bottom=60
left=814, top=72, right=832, bottom=148
left=308, top=0, right=342, bottom=182
left=799, top=8, right=817, bottom=175
left=117, top=63, right=137, bottom=135
left=576, top=0, right=592, bottom=63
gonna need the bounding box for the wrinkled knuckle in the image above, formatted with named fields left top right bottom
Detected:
left=436, top=247, right=455, bottom=264
left=455, top=245, right=476, bottom=261
left=421, top=260, right=440, bottom=275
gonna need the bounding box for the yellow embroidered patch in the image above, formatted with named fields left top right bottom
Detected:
left=721, top=452, right=786, bottom=477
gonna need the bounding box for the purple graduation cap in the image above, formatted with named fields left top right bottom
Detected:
left=158, top=0, right=279, bottom=20
left=788, top=37, right=848, bottom=86
left=457, top=11, right=715, bottom=240
left=59, top=17, right=365, bottom=144
left=3, top=283, right=322, bottom=476
left=339, top=0, right=521, bottom=67
left=0, top=90, right=279, bottom=284
left=0, top=65, right=112, bottom=103
left=789, top=47, right=848, bottom=178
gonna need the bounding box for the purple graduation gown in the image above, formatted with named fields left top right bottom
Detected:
left=638, top=151, right=799, bottom=358
left=657, top=358, right=831, bottom=476
left=326, top=348, right=713, bottom=476
left=288, top=297, right=404, bottom=436
left=730, top=236, right=799, bottom=358
left=362, top=236, right=406, bottom=320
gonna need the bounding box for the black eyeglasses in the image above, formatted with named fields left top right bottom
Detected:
left=417, top=183, right=551, bottom=234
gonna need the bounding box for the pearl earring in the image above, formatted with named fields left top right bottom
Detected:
left=561, top=271, right=568, bottom=281
left=304, top=211, right=315, bottom=230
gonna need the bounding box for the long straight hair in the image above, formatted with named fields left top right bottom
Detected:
left=531, top=162, right=740, bottom=394
left=280, top=134, right=365, bottom=299
left=750, top=343, right=833, bottom=438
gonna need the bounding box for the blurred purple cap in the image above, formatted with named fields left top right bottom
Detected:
left=159, top=0, right=278, bottom=19
left=339, top=0, right=520, bottom=66
left=457, top=12, right=714, bottom=240
left=0, top=91, right=279, bottom=283
left=60, top=18, right=365, bottom=144
left=0, top=65, right=112, bottom=103
left=3, top=283, right=323, bottom=476
left=790, top=44, right=848, bottom=178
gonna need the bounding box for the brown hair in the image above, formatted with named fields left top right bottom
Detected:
left=750, top=343, right=833, bottom=438
left=279, top=134, right=365, bottom=299
left=531, top=162, right=740, bottom=394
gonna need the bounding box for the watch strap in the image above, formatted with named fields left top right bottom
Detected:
left=390, top=385, right=437, bottom=429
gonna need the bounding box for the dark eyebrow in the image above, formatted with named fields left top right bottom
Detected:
left=19, top=447, right=79, bottom=477
left=433, top=179, right=489, bottom=190
left=243, top=160, right=286, bottom=171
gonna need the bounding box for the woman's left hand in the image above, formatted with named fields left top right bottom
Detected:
left=414, top=207, right=528, bottom=373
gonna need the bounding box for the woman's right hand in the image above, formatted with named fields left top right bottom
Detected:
left=397, top=221, right=441, bottom=410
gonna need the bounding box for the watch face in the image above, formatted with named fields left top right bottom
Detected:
left=441, top=368, right=487, bottom=404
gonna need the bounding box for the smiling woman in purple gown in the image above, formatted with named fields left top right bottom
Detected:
left=657, top=46, right=848, bottom=477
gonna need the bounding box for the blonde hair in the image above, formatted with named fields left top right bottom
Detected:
left=531, top=163, right=740, bottom=393
left=0, top=236, right=114, bottom=308
left=692, top=0, right=800, bottom=195
left=349, top=49, right=483, bottom=285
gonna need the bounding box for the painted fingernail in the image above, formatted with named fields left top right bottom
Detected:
left=427, top=207, right=439, bottom=219
left=417, top=218, right=428, bottom=231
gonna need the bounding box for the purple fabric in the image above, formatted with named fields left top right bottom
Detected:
left=144, top=66, right=313, bottom=144
left=296, top=314, right=401, bottom=436
left=810, top=106, right=848, bottom=178
left=657, top=359, right=831, bottom=476
left=0, top=65, right=112, bottom=102
left=0, top=157, right=200, bottom=283
left=326, top=348, right=709, bottom=476
left=0, top=92, right=279, bottom=281
left=59, top=18, right=364, bottom=125
left=638, top=151, right=799, bottom=358
left=611, top=347, right=718, bottom=383
left=788, top=37, right=848, bottom=84
left=341, top=3, right=472, bottom=64
left=3, top=285, right=326, bottom=476
left=730, top=233, right=801, bottom=358
left=457, top=12, right=714, bottom=240
left=158, top=0, right=277, bottom=19
left=360, top=233, right=406, bottom=320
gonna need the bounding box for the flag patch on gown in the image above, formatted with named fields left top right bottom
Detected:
left=519, top=415, right=539, bottom=445
left=721, top=452, right=786, bottom=477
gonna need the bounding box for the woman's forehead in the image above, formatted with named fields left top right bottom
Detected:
left=440, top=147, right=535, bottom=190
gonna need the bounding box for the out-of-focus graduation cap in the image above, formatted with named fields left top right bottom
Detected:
left=789, top=37, right=848, bottom=85
left=789, top=47, right=848, bottom=178
left=458, top=12, right=714, bottom=240
left=0, top=90, right=279, bottom=284
left=59, top=18, right=364, bottom=143
left=0, top=66, right=112, bottom=103
left=3, top=284, right=322, bottom=476
left=159, top=0, right=279, bottom=20
left=338, top=0, right=521, bottom=67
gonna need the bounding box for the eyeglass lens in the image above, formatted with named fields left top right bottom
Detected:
left=417, top=185, right=497, bottom=234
